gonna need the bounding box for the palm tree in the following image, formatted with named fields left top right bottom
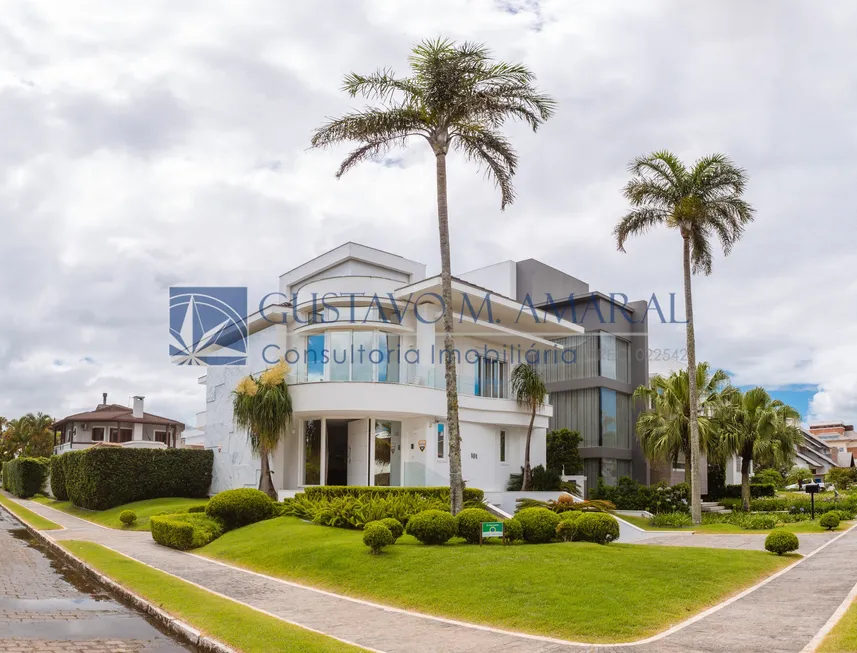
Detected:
left=615, top=152, right=754, bottom=523
left=20, top=413, right=54, bottom=458
left=311, top=39, right=555, bottom=514
left=233, top=361, right=294, bottom=499
left=718, top=387, right=802, bottom=511
left=634, top=363, right=736, bottom=486
left=510, top=364, right=548, bottom=490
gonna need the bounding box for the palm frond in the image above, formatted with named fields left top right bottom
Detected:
left=453, top=125, right=518, bottom=209
left=614, top=208, right=669, bottom=252
left=342, top=69, right=422, bottom=101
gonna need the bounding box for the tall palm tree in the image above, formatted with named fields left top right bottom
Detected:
left=615, top=152, right=754, bottom=523
left=311, top=39, right=555, bottom=514
left=20, top=412, right=54, bottom=458
left=634, top=363, right=736, bottom=485
left=510, top=364, right=548, bottom=490
left=718, top=387, right=802, bottom=511
left=233, top=361, right=294, bottom=499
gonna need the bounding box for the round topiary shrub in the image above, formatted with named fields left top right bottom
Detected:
left=363, top=522, right=394, bottom=554
left=119, top=510, right=137, bottom=526
left=406, top=509, right=457, bottom=545
left=765, top=530, right=799, bottom=555
left=576, top=513, right=620, bottom=545
left=205, top=488, right=274, bottom=531
left=556, top=511, right=583, bottom=542
left=455, top=508, right=498, bottom=544
left=375, top=518, right=404, bottom=541
left=502, top=518, right=523, bottom=543
left=516, top=507, right=561, bottom=544
left=820, top=512, right=841, bottom=531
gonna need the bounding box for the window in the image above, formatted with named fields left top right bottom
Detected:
left=599, top=332, right=617, bottom=380
left=499, top=430, right=506, bottom=463
left=600, top=388, right=618, bottom=447
left=437, top=423, right=445, bottom=459
left=304, top=420, right=322, bottom=485
left=329, top=331, right=351, bottom=381
left=306, top=335, right=325, bottom=382
left=474, top=355, right=507, bottom=398
left=110, top=428, right=132, bottom=443
left=377, top=333, right=400, bottom=383
left=351, top=331, right=374, bottom=382
left=154, top=431, right=167, bottom=444
left=91, top=427, right=104, bottom=442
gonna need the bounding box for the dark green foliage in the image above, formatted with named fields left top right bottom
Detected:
left=717, top=484, right=776, bottom=500
left=752, top=468, right=784, bottom=489
left=649, top=512, right=692, bottom=528
left=362, top=522, right=394, bottom=554
left=706, top=462, right=726, bottom=500
left=302, top=486, right=484, bottom=504
left=288, top=493, right=448, bottom=529
left=820, top=512, right=841, bottom=530
left=63, top=448, right=213, bottom=510
left=2, top=457, right=49, bottom=498
left=377, top=517, right=404, bottom=541
left=765, top=531, right=799, bottom=555
left=591, top=477, right=689, bottom=514
left=502, top=518, right=523, bottom=542
left=506, top=465, right=561, bottom=491
left=739, top=514, right=778, bottom=530
left=187, top=504, right=207, bottom=514
left=119, top=510, right=137, bottom=526
left=546, top=428, right=582, bottom=474
left=719, top=496, right=857, bottom=515
left=205, top=489, right=273, bottom=531
left=455, top=508, right=498, bottom=544
left=516, top=507, right=561, bottom=543
left=406, top=509, right=457, bottom=545
left=826, top=467, right=857, bottom=490
left=556, top=512, right=583, bottom=541
left=151, top=513, right=225, bottom=550
left=50, top=455, right=69, bottom=501
left=576, top=513, right=620, bottom=544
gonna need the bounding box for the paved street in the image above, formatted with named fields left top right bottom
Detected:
left=0, top=509, right=191, bottom=653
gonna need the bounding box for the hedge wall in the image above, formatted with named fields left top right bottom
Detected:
left=716, top=483, right=776, bottom=500
left=302, top=485, right=484, bottom=503
left=50, top=455, right=69, bottom=501
left=64, top=447, right=213, bottom=510
left=2, top=457, right=50, bottom=498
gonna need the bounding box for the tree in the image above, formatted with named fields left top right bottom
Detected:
left=752, top=467, right=785, bottom=489
left=19, top=413, right=54, bottom=458
left=233, top=361, right=294, bottom=499
left=826, top=467, right=857, bottom=491
left=310, top=39, right=555, bottom=514
left=786, top=466, right=813, bottom=489
left=719, top=388, right=802, bottom=511
left=615, top=151, right=754, bottom=523
left=546, top=428, right=582, bottom=475
left=510, top=364, right=548, bottom=490
left=634, top=362, right=736, bottom=489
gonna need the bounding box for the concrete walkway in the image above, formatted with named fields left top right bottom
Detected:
left=6, top=496, right=857, bottom=653
left=632, top=531, right=837, bottom=555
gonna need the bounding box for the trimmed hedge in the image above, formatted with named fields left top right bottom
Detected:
left=455, top=508, right=498, bottom=544
left=717, top=484, right=776, bottom=499
left=151, top=513, right=224, bottom=550
left=205, top=489, right=273, bottom=531
left=576, top=513, right=620, bottom=544
left=516, top=507, right=561, bottom=544
left=50, top=455, right=69, bottom=501
left=406, top=509, right=457, bottom=545
left=303, top=485, right=484, bottom=504
left=765, top=531, right=799, bottom=555
left=2, top=457, right=50, bottom=498
left=64, top=447, right=213, bottom=510
left=502, top=517, right=523, bottom=542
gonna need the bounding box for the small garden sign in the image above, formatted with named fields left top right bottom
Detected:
left=480, top=521, right=503, bottom=544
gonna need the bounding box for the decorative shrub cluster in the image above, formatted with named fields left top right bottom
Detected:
left=302, top=485, right=484, bottom=504
left=820, top=512, right=841, bottom=530
left=556, top=512, right=583, bottom=541
left=60, top=448, right=213, bottom=510
left=576, top=513, right=620, bottom=544
left=406, top=510, right=457, bottom=545
left=714, top=484, right=777, bottom=500
left=516, top=507, right=561, bottom=543
left=590, top=477, right=689, bottom=514
left=50, top=456, right=69, bottom=501
left=1, top=457, right=49, bottom=498
left=205, top=489, right=273, bottom=530
left=362, top=522, right=394, bottom=554
left=151, top=513, right=225, bottom=550
left=187, top=504, right=207, bottom=514
left=119, top=510, right=137, bottom=526
left=765, top=531, right=799, bottom=555
left=283, top=493, right=449, bottom=529
left=376, top=517, right=404, bottom=540
left=502, top=518, right=523, bottom=542
left=718, top=496, right=857, bottom=518
left=455, top=508, right=498, bottom=544
left=649, top=512, right=693, bottom=528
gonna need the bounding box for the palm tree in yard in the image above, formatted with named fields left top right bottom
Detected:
left=233, top=361, right=293, bottom=499
left=615, top=152, right=754, bottom=523
left=311, top=39, right=555, bottom=514
left=634, top=363, right=736, bottom=489
left=718, top=387, right=802, bottom=512
left=511, top=364, right=548, bottom=490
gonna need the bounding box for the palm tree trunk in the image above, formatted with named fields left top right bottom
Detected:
left=258, top=444, right=276, bottom=500
left=741, top=454, right=752, bottom=512
left=435, top=151, right=464, bottom=515
left=521, top=404, right=536, bottom=490
left=683, top=234, right=702, bottom=525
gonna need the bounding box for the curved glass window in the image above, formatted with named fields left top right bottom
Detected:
left=308, top=330, right=401, bottom=383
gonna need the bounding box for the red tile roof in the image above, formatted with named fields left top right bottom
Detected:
left=53, top=404, right=184, bottom=429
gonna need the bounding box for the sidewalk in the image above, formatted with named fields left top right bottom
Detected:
left=7, top=496, right=857, bottom=653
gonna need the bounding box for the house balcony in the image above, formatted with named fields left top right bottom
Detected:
left=53, top=440, right=169, bottom=455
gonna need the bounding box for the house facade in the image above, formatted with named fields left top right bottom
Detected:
left=200, top=243, right=588, bottom=497
left=53, top=394, right=185, bottom=454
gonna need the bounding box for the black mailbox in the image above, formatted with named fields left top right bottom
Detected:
left=805, top=484, right=820, bottom=494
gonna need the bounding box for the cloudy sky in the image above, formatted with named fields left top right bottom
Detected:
left=1, top=0, right=855, bottom=428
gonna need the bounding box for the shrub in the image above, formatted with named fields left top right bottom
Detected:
left=151, top=513, right=225, bottom=550
left=3, top=457, right=50, bottom=498
left=741, top=514, right=779, bottom=530
left=377, top=517, right=404, bottom=541
left=576, top=513, right=620, bottom=544
left=302, top=486, right=484, bottom=504
left=591, top=477, right=689, bottom=514
left=63, top=448, right=213, bottom=510
left=765, top=531, right=799, bottom=555
left=718, top=484, right=776, bottom=499
left=455, top=508, right=498, bottom=544
left=556, top=513, right=583, bottom=542
left=291, top=493, right=448, bottom=529
left=826, top=467, right=857, bottom=490
left=119, top=510, right=137, bottom=526
left=506, top=465, right=562, bottom=491
left=650, top=512, right=693, bottom=528
left=362, top=522, right=394, bottom=554
left=516, top=507, right=561, bottom=543
left=752, top=468, right=784, bottom=489
left=205, top=489, right=273, bottom=531
left=187, top=504, right=207, bottom=514
left=502, top=518, right=523, bottom=542
left=50, top=455, right=69, bottom=501
left=820, top=512, right=841, bottom=530
left=546, top=428, right=583, bottom=475
left=406, top=510, right=457, bottom=545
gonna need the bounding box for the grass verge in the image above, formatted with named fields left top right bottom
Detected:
left=199, top=516, right=792, bottom=643
left=619, top=513, right=851, bottom=534
left=32, top=496, right=208, bottom=531
left=60, top=541, right=368, bottom=653
left=818, top=594, right=857, bottom=652
left=0, top=494, right=62, bottom=530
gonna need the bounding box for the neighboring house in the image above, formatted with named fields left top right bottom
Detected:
left=200, top=243, right=587, bottom=498
left=53, top=394, right=185, bottom=455
left=809, top=422, right=857, bottom=465
left=797, top=426, right=846, bottom=477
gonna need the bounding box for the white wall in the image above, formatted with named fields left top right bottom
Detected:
left=458, top=261, right=516, bottom=298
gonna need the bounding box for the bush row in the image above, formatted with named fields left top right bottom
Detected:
left=50, top=456, right=68, bottom=501
left=1, top=458, right=49, bottom=498
left=713, top=484, right=777, bottom=500
left=590, top=476, right=689, bottom=514
left=283, top=493, right=451, bottom=529
left=302, top=485, right=484, bottom=504
left=151, top=513, right=225, bottom=550
left=718, top=496, right=857, bottom=516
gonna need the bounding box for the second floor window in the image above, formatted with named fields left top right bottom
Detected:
left=474, top=355, right=507, bottom=398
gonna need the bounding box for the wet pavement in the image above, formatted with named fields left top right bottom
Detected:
left=0, top=509, right=192, bottom=652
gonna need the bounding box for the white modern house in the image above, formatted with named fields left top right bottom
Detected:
left=200, top=242, right=586, bottom=498
left=53, top=394, right=185, bottom=454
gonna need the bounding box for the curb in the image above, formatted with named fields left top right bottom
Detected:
left=0, top=502, right=237, bottom=653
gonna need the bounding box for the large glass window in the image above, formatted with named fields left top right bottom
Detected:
left=306, top=335, right=325, bottom=382
left=304, top=420, right=322, bottom=485
left=329, top=331, right=351, bottom=381
left=377, top=333, right=400, bottom=383
left=474, top=356, right=507, bottom=398
left=351, top=331, right=374, bottom=382
left=600, top=388, right=618, bottom=447
left=373, top=420, right=394, bottom=486
left=599, top=333, right=617, bottom=380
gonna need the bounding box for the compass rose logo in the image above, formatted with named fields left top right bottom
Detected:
left=169, top=287, right=248, bottom=366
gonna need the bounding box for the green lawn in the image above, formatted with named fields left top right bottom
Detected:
left=619, top=513, right=851, bottom=534
left=0, top=494, right=62, bottom=530
left=61, top=541, right=367, bottom=653
left=199, top=516, right=792, bottom=643
left=32, top=496, right=208, bottom=531
left=819, top=596, right=857, bottom=652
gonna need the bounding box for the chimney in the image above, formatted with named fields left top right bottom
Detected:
left=132, top=396, right=145, bottom=419
left=102, top=392, right=108, bottom=406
